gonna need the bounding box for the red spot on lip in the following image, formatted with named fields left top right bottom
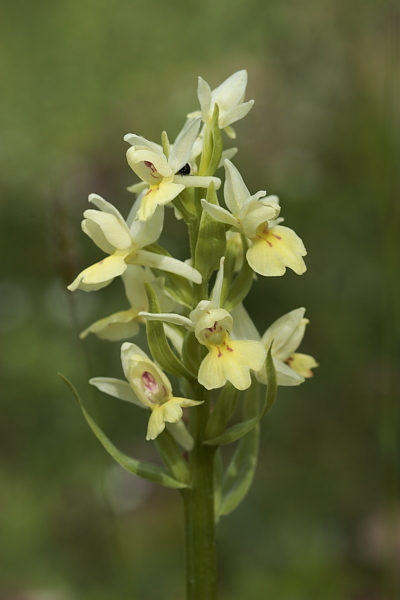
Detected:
left=98, top=260, right=104, bottom=265
left=226, top=346, right=233, bottom=352
left=272, top=234, right=282, bottom=240
left=144, top=160, right=162, bottom=179
left=144, top=160, right=156, bottom=171
left=142, top=371, right=158, bottom=392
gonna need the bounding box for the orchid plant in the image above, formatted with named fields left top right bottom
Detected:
left=62, top=69, right=317, bottom=600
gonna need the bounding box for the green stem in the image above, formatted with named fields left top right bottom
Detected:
left=181, top=391, right=217, bottom=600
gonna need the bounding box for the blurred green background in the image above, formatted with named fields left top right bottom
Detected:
left=1, top=0, right=399, bottom=598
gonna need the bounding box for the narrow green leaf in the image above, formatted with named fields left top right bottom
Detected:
left=166, top=421, right=194, bottom=451
left=204, top=344, right=277, bottom=446
left=59, top=374, right=188, bottom=489
left=155, top=429, right=191, bottom=485
left=144, top=283, right=194, bottom=380
left=181, top=331, right=203, bottom=377
left=224, top=237, right=254, bottom=312
left=194, top=182, right=226, bottom=280
left=219, top=426, right=259, bottom=516
left=198, top=120, right=213, bottom=176
left=143, top=244, right=194, bottom=309
left=207, top=105, right=223, bottom=176
left=161, top=130, right=170, bottom=159
left=205, top=383, right=239, bottom=440
left=173, top=189, right=197, bottom=224
left=219, top=243, right=238, bottom=308
left=262, top=341, right=278, bottom=418
left=172, top=195, right=196, bottom=223
left=162, top=274, right=194, bottom=309
left=214, top=449, right=224, bottom=521
left=219, top=379, right=260, bottom=516
left=204, top=414, right=259, bottom=446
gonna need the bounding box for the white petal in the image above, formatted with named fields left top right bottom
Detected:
left=188, top=299, right=212, bottom=326
left=126, top=193, right=145, bottom=227
left=197, top=77, right=212, bottom=120
left=231, top=303, right=261, bottom=341
left=129, top=205, right=164, bottom=247
left=190, top=136, right=204, bottom=160
left=89, top=377, right=144, bottom=407
left=135, top=250, right=202, bottom=284
left=168, top=117, right=201, bottom=173
left=210, top=257, right=225, bottom=308
left=275, top=358, right=305, bottom=385
left=218, top=147, right=238, bottom=169
left=81, top=219, right=115, bottom=254
left=140, top=311, right=193, bottom=329
left=123, top=134, right=163, bottom=155
left=122, top=265, right=150, bottom=308
left=88, top=194, right=127, bottom=224
left=186, top=109, right=202, bottom=120
left=219, top=100, right=254, bottom=129
left=164, top=323, right=184, bottom=353
left=256, top=357, right=305, bottom=386
left=174, top=175, right=221, bottom=190
left=80, top=309, right=141, bottom=341
left=261, top=308, right=307, bottom=360
left=83, top=210, right=131, bottom=249
left=224, top=159, right=250, bottom=213
left=201, top=200, right=238, bottom=227
left=224, top=125, right=237, bottom=139
left=212, top=70, right=248, bottom=113
left=245, top=190, right=268, bottom=205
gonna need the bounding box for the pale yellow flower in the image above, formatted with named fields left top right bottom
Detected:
left=187, top=70, right=254, bottom=138
left=194, top=307, right=266, bottom=391
left=90, top=343, right=201, bottom=441
left=256, top=308, right=318, bottom=386
left=140, top=259, right=266, bottom=391
left=202, top=159, right=307, bottom=277
left=124, top=118, right=220, bottom=221
left=67, top=194, right=201, bottom=292
left=80, top=265, right=174, bottom=341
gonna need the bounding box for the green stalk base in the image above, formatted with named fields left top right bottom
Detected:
left=181, top=399, right=217, bottom=600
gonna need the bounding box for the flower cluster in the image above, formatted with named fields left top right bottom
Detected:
left=68, top=70, right=317, bottom=444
